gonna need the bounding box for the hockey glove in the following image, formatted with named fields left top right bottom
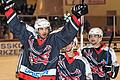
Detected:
left=111, top=64, right=119, bottom=79
left=103, top=64, right=119, bottom=79
left=0, top=0, right=15, bottom=13
left=71, top=3, right=88, bottom=18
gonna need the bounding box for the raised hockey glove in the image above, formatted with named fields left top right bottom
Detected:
left=71, top=3, right=88, bottom=18
left=0, top=0, right=15, bottom=13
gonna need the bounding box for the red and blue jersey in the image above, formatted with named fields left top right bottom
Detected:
left=81, top=44, right=117, bottom=80
left=57, top=51, right=86, bottom=80
left=5, top=8, right=81, bottom=80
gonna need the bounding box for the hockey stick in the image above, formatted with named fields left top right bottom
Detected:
left=80, top=0, right=85, bottom=50
left=104, top=32, right=114, bottom=80
left=106, top=31, right=114, bottom=64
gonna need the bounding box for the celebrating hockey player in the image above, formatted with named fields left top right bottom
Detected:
left=0, top=0, right=88, bottom=80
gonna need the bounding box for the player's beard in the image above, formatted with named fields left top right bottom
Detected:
left=40, top=33, right=48, bottom=40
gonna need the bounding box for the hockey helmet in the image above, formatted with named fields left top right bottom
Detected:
left=34, top=18, right=51, bottom=31
left=89, top=28, right=103, bottom=37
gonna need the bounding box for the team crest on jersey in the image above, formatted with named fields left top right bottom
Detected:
left=28, top=36, right=52, bottom=65
left=29, top=45, right=52, bottom=65
left=57, top=56, right=82, bottom=80
left=83, top=49, right=106, bottom=77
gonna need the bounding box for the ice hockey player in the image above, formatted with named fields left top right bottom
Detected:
left=79, top=27, right=119, bottom=80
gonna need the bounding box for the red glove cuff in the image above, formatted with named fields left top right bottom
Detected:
left=71, top=15, right=81, bottom=27
left=5, top=8, right=14, bottom=18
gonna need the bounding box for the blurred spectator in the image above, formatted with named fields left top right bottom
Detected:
left=0, top=23, right=4, bottom=39
left=116, top=30, right=120, bottom=36
left=104, top=28, right=112, bottom=37
left=84, top=19, right=91, bottom=32
left=28, top=4, right=36, bottom=15
left=14, top=2, right=36, bottom=15
left=0, top=23, right=14, bottom=39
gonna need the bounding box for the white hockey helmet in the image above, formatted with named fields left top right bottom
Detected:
left=34, top=18, right=51, bottom=31
left=89, top=28, right=103, bottom=37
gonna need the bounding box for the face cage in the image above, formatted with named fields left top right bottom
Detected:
left=88, top=34, right=103, bottom=46
left=88, top=34, right=102, bottom=39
